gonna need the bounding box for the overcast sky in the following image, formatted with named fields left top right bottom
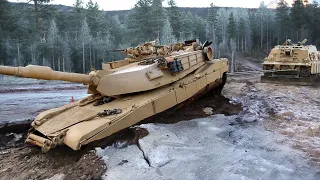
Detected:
left=8, top=0, right=319, bottom=10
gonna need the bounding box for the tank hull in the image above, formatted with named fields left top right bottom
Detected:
left=261, top=43, right=320, bottom=85
left=26, top=59, right=229, bottom=152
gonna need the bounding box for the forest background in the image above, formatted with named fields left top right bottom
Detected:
left=0, top=0, right=319, bottom=73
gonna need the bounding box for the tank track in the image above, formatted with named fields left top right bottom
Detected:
left=261, top=75, right=320, bottom=86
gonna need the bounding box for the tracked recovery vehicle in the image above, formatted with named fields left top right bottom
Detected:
left=0, top=40, right=228, bottom=152
left=262, top=39, right=320, bottom=85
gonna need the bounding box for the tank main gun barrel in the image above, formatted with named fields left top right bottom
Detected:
left=0, top=65, right=92, bottom=84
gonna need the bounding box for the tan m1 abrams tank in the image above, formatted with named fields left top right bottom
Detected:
left=261, top=39, right=320, bottom=85
left=0, top=40, right=229, bottom=152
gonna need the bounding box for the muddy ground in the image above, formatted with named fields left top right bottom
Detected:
left=0, top=80, right=241, bottom=180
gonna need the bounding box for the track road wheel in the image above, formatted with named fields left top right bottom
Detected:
left=300, top=66, right=311, bottom=77
left=263, top=65, right=273, bottom=76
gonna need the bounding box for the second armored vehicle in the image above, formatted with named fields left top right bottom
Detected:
left=0, top=40, right=229, bottom=152
left=261, top=39, right=320, bottom=85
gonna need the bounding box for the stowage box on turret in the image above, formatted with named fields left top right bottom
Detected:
left=0, top=40, right=229, bottom=152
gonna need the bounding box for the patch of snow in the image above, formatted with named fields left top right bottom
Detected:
left=0, top=88, right=88, bottom=122
left=5, top=133, right=23, bottom=141
left=97, top=115, right=319, bottom=180
left=96, top=146, right=163, bottom=180
left=224, top=82, right=320, bottom=165
left=113, top=141, right=129, bottom=149
left=202, top=107, right=214, bottom=115
left=44, top=174, right=65, bottom=180
left=0, top=150, right=9, bottom=155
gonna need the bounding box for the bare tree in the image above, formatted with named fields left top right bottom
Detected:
left=79, top=18, right=92, bottom=73
left=47, top=19, right=59, bottom=70
left=230, top=39, right=237, bottom=73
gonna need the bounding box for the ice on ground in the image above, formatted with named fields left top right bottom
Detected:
left=223, top=82, right=320, bottom=165
left=0, top=75, right=88, bottom=122
left=44, top=174, right=65, bottom=180
left=0, top=89, right=88, bottom=122
left=97, top=115, right=319, bottom=180
left=96, top=146, right=164, bottom=180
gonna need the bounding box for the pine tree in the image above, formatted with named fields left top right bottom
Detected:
left=180, top=12, right=195, bottom=40
left=206, top=3, right=218, bottom=43
left=125, top=0, right=153, bottom=45
left=31, top=0, right=52, bottom=29
left=150, top=0, right=166, bottom=40
left=4, top=0, right=320, bottom=69
left=227, top=12, right=236, bottom=40
left=68, top=0, right=85, bottom=33
left=107, top=15, right=124, bottom=47
left=93, top=32, right=105, bottom=64
left=291, top=0, right=305, bottom=41
left=0, top=0, right=17, bottom=64
left=0, top=0, right=16, bottom=35
left=275, top=0, right=291, bottom=44
left=167, top=0, right=183, bottom=40
left=193, top=15, right=206, bottom=42
left=86, top=0, right=106, bottom=34
left=160, top=18, right=175, bottom=45
left=304, top=1, right=320, bottom=46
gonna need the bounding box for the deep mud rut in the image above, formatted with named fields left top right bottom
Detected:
left=0, top=90, right=241, bottom=180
